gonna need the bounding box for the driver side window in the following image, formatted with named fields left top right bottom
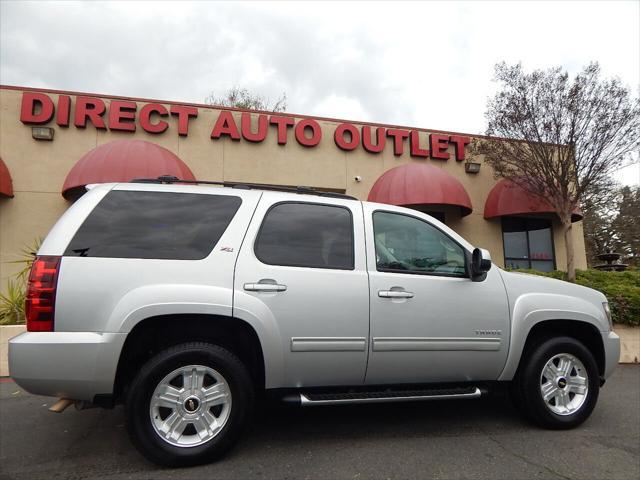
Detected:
left=373, top=211, right=467, bottom=277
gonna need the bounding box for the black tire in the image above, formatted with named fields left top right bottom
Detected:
left=125, top=342, right=254, bottom=467
left=510, top=336, right=599, bottom=429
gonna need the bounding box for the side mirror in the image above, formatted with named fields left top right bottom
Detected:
left=471, top=248, right=492, bottom=280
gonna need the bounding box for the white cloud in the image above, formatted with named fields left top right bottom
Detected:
left=313, top=94, right=369, bottom=121
left=1, top=0, right=638, bottom=184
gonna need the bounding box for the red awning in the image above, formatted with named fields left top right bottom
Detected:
left=0, top=157, right=14, bottom=198
left=62, top=140, right=196, bottom=199
left=484, top=178, right=583, bottom=222
left=367, top=163, right=473, bottom=216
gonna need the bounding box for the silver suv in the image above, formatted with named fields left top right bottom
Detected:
left=9, top=178, right=620, bottom=467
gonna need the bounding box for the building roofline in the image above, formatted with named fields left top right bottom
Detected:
left=1, top=83, right=513, bottom=142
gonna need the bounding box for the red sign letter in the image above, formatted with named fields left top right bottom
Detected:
left=334, top=123, right=360, bottom=151
left=74, top=97, right=107, bottom=129
left=429, top=134, right=450, bottom=160
left=140, top=104, right=169, bottom=134
left=269, top=116, right=295, bottom=145
left=410, top=131, right=429, bottom=158
left=211, top=111, right=240, bottom=140
left=20, top=92, right=54, bottom=124
left=362, top=126, right=386, bottom=153
left=56, top=95, right=71, bottom=127
left=386, top=129, right=410, bottom=156
left=109, top=100, right=137, bottom=132
left=170, top=105, right=198, bottom=136
left=241, top=113, right=268, bottom=143
left=295, top=119, right=322, bottom=147
left=449, top=135, right=471, bottom=161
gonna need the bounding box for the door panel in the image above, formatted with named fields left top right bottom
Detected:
left=234, top=194, right=369, bottom=388
left=363, top=205, right=510, bottom=385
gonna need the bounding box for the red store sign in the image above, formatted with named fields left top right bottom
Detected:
left=20, top=92, right=471, bottom=160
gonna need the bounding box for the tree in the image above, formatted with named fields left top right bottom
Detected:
left=611, top=186, right=640, bottom=267
left=473, top=62, right=640, bottom=281
left=582, top=182, right=640, bottom=267
left=205, top=86, right=287, bottom=112
left=581, top=177, right=621, bottom=265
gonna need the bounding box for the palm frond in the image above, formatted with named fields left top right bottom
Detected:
left=7, top=237, right=42, bottom=281
left=0, top=278, right=26, bottom=325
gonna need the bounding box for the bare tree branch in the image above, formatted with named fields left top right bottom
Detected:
left=205, top=86, right=287, bottom=113
left=472, top=62, right=640, bottom=280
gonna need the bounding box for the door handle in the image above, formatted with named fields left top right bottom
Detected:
left=244, top=280, right=287, bottom=292
left=378, top=290, right=414, bottom=299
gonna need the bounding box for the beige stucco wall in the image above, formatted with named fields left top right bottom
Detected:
left=0, top=86, right=587, bottom=292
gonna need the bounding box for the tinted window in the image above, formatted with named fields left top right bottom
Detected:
left=502, top=217, right=555, bottom=271
left=373, top=212, right=467, bottom=276
left=425, top=212, right=446, bottom=224
left=65, top=191, right=242, bottom=260
left=255, top=202, right=354, bottom=269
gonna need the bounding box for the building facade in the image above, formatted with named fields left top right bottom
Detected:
left=0, top=85, right=587, bottom=289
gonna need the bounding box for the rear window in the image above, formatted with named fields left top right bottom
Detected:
left=64, top=190, right=242, bottom=260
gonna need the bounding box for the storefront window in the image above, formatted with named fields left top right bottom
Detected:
left=502, top=217, right=555, bottom=271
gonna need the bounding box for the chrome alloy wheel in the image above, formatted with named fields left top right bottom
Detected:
left=539, top=353, right=588, bottom=416
left=149, top=365, right=232, bottom=447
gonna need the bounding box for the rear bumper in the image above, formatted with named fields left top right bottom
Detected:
left=602, top=330, right=620, bottom=380
left=8, top=332, right=126, bottom=401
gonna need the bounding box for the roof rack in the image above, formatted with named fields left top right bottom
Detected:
left=131, top=176, right=358, bottom=200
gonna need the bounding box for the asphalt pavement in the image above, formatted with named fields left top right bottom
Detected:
left=1, top=365, right=638, bottom=480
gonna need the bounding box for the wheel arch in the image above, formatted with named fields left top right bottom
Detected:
left=499, top=317, right=605, bottom=381
left=113, top=314, right=267, bottom=403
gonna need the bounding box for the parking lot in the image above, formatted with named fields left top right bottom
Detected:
left=0, top=365, right=638, bottom=480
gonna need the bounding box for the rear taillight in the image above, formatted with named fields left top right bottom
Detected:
left=25, top=256, right=61, bottom=332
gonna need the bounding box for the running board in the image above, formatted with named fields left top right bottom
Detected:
left=295, top=386, right=482, bottom=406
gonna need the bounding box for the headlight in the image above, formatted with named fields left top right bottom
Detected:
left=602, top=302, right=613, bottom=330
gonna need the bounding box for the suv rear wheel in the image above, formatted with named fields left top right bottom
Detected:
left=125, top=342, right=254, bottom=467
left=511, top=336, right=599, bottom=429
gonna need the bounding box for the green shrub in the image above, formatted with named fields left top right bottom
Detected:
left=0, top=278, right=26, bottom=325
left=0, top=237, right=41, bottom=325
left=509, top=268, right=640, bottom=326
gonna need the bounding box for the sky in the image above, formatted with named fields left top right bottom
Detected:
left=1, top=0, right=638, bottom=184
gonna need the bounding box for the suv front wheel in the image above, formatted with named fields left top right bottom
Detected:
left=511, top=336, right=599, bottom=429
left=125, top=342, right=254, bottom=467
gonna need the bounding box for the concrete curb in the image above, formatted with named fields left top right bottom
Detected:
left=1, top=325, right=26, bottom=377
left=1, top=324, right=638, bottom=377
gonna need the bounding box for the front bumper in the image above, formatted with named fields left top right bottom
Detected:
left=602, top=330, right=620, bottom=380
left=8, top=332, right=126, bottom=401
